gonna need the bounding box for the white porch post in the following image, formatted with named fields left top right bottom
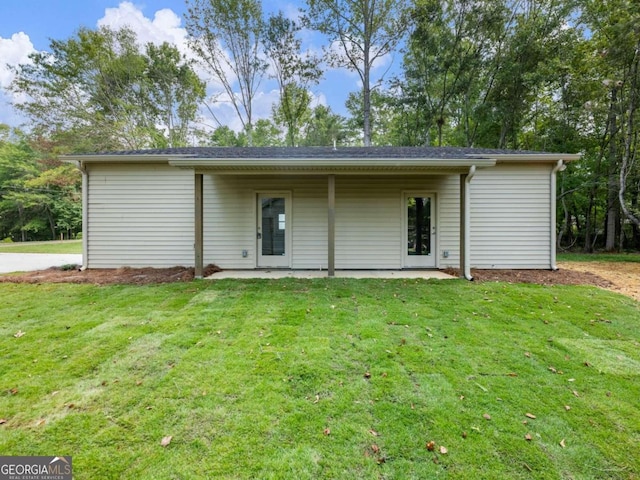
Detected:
left=195, top=173, right=204, bottom=279
left=328, top=174, right=336, bottom=277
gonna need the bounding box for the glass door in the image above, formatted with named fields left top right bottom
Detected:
left=257, top=193, right=291, bottom=268
left=404, top=194, right=436, bottom=268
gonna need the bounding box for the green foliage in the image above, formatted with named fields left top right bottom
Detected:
left=0, top=126, right=81, bottom=241
left=10, top=27, right=204, bottom=151
left=0, top=280, right=638, bottom=478
left=263, top=12, right=322, bottom=146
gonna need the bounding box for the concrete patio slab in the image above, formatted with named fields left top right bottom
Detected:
left=207, top=270, right=455, bottom=280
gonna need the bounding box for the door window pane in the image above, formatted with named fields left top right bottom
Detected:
left=407, top=197, right=431, bottom=256
left=262, top=197, right=285, bottom=255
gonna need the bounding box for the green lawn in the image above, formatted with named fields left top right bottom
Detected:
left=0, top=240, right=82, bottom=254
left=1, top=279, right=638, bottom=479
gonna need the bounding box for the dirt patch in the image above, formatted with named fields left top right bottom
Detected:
left=559, top=262, right=640, bottom=302
left=446, top=262, right=639, bottom=302
left=0, top=264, right=221, bottom=286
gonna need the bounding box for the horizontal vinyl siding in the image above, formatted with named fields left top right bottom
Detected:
left=87, top=164, right=193, bottom=268
left=204, top=175, right=460, bottom=270
left=470, top=164, right=552, bottom=269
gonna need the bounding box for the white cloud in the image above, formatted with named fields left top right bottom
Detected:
left=0, top=32, right=36, bottom=89
left=0, top=32, right=37, bottom=125
left=97, top=1, right=189, bottom=54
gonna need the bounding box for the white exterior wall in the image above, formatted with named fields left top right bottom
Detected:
left=203, top=174, right=460, bottom=270
left=86, top=164, right=194, bottom=268
left=85, top=164, right=554, bottom=271
left=470, top=163, right=552, bottom=269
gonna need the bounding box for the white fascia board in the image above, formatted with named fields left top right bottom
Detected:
left=168, top=157, right=497, bottom=170
left=466, top=153, right=582, bottom=163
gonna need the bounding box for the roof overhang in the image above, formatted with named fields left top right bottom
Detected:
left=168, top=157, right=497, bottom=175
left=63, top=149, right=580, bottom=175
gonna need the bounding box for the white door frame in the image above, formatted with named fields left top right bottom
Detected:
left=402, top=192, right=437, bottom=268
left=256, top=192, right=292, bottom=268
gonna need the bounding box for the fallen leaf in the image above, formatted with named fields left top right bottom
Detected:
left=462, top=431, right=467, bottom=439
left=376, top=456, right=386, bottom=464
left=564, top=405, right=571, bottom=411
left=524, top=352, right=531, bottom=358
left=572, top=390, right=580, bottom=397
left=136, top=380, right=143, bottom=386
left=439, top=446, right=448, bottom=454
left=363, top=372, right=371, bottom=379
left=606, top=391, right=612, bottom=397
left=36, top=419, right=46, bottom=427
left=368, top=429, right=379, bottom=437
left=568, top=378, right=575, bottom=382
left=9, top=388, right=18, bottom=395
left=323, top=428, right=331, bottom=436
left=507, top=372, right=518, bottom=377
left=548, top=366, right=557, bottom=373
left=426, top=441, right=435, bottom=451
left=13, top=330, right=25, bottom=338
left=525, top=413, right=536, bottom=419
left=160, top=435, right=172, bottom=447
left=381, top=372, right=387, bottom=377
left=0, top=418, right=7, bottom=425
left=459, top=395, right=465, bottom=400
left=371, top=444, right=380, bottom=454
left=584, top=361, right=592, bottom=367
left=524, top=433, right=532, bottom=441
left=559, top=439, right=566, bottom=448
left=313, top=394, right=319, bottom=404
left=483, top=413, right=491, bottom=420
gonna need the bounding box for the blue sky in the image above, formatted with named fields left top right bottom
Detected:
left=0, top=0, right=399, bottom=131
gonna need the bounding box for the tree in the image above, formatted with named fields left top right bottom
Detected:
left=144, top=42, right=206, bottom=148
left=10, top=27, right=204, bottom=151
left=303, top=0, right=409, bottom=146
left=0, top=126, right=81, bottom=241
left=262, top=12, right=322, bottom=146
left=185, top=0, right=267, bottom=145
left=301, top=105, right=347, bottom=146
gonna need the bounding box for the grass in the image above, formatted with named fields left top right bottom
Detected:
left=0, top=278, right=638, bottom=479
left=0, top=240, right=82, bottom=254
left=558, top=251, right=640, bottom=263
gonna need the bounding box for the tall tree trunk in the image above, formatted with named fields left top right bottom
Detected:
left=606, top=85, right=619, bottom=251
left=363, top=44, right=371, bottom=147
left=619, top=41, right=640, bottom=228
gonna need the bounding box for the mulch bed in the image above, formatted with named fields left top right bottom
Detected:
left=444, top=268, right=614, bottom=288
left=0, top=264, right=221, bottom=286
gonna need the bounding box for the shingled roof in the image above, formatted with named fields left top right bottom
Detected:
left=83, top=146, right=562, bottom=159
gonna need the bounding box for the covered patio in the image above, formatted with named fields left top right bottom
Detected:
left=206, top=269, right=455, bottom=280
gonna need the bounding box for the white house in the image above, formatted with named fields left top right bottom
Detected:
left=65, top=146, right=580, bottom=279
